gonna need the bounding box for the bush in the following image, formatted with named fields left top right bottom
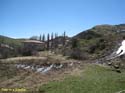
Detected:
left=21, top=47, right=32, bottom=56
left=0, top=48, right=16, bottom=59
left=70, top=48, right=88, bottom=60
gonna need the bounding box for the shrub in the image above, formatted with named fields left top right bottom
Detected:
left=70, top=48, right=88, bottom=60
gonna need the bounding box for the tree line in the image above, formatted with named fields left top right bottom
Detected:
left=30, top=31, right=66, bottom=51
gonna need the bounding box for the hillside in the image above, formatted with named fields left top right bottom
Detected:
left=0, top=35, right=24, bottom=47
left=70, top=24, right=125, bottom=60
left=74, top=24, right=125, bottom=39
left=0, top=35, right=24, bottom=58
left=0, top=24, right=125, bottom=92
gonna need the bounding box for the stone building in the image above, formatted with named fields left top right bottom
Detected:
left=22, top=40, right=45, bottom=55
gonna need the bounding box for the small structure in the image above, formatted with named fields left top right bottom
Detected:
left=22, top=40, right=45, bottom=55
left=23, top=40, right=45, bottom=51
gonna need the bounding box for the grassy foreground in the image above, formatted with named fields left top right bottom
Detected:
left=39, top=64, right=125, bottom=93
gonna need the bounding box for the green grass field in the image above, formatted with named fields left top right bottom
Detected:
left=39, top=64, right=125, bottom=93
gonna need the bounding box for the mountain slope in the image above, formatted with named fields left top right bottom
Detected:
left=0, top=35, right=24, bottom=58
left=74, top=24, right=125, bottom=39
left=70, top=24, right=125, bottom=60
left=0, top=35, right=24, bottom=47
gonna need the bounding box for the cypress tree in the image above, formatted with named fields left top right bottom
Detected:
left=42, top=34, right=45, bottom=42
left=39, top=34, right=42, bottom=41
left=47, top=33, right=50, bottom=50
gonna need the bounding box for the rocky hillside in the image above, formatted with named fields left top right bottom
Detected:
left=70, top=24, right=125, bottom=60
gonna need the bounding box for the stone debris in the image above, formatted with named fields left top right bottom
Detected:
left=15, top=62, right=78, bottom=74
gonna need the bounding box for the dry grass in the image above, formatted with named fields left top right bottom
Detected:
left=0, top=51, right=84, bottom=91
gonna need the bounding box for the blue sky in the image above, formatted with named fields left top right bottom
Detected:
left=0, top=0, right=125, bottom=38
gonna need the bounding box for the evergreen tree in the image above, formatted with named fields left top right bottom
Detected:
left=55, top=33, right=57, bottom=39
left=39, top=34, right=42, bottom=41
left=63, top=31, right=66, bottom=46
left=72, top=38, right=78, bottom=48
left=47, top=33, right=50, bottom=50
left=51, top=33, right=54, bottom=49
left=54, top=33, right=58, bottom=48
left=42, top=34, right=45, bottom=42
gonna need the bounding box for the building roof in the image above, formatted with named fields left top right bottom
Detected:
left=23, top=40, right=44, bottom=44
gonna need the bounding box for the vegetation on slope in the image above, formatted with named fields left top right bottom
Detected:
left=69, top=24, right=125, bottom=60
left=0, top=35, right=25, bottom=58
left=0, top=35, right=23, bottom=47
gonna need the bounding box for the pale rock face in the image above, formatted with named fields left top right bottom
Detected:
left=116, top=40, right=125, bottom=56
left=36, top=67, right=44, bottom=72
left=42, top=64, right=54, bottom=73
left=122, top=40, right=125, bottom=46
